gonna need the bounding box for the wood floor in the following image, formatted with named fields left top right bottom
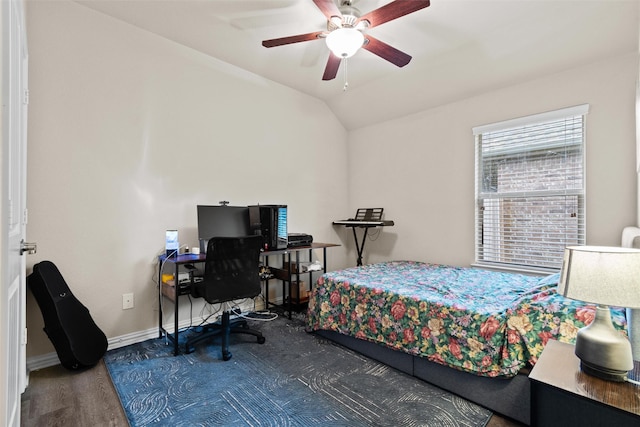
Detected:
left=21, top=361, right=128, bottom=427
left=21, top=360, right=524, bottom=427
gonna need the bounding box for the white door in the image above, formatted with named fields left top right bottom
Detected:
left=2, top=1, right=30, bottom=426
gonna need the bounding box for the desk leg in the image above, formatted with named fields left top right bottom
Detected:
left=158, top=266, right=163, bottom=339
left=264, top=256, right=270, bottom=311
left=283, top=253, right=290, bottom=320
left=293, top=251, right=301, bottom=320
left=307, top=248, right=313, bottom=299
left=322, top=247, right=327, bottom=272
left=173, top=262, right=180, bottom=356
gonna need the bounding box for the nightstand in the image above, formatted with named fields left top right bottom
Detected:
left=529, top=339, right=640, bottom=426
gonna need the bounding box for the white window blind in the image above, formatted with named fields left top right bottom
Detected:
left=473, top=105, right=588, bottom=271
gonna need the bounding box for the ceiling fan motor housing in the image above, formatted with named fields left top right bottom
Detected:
left=339, top=6, right=360, bottom=27
left=327, top=3, right=360, bottom=31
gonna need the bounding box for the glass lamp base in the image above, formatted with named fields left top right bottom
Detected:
left=575, top=305, right=633, bottom=382
left=580, top=360, right=628, bottom=382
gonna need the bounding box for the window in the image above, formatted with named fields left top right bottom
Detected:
left=473, top=105, right=588, bottom=272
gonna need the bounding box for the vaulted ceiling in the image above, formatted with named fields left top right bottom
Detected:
left=74, top=0, right=639, bottom=130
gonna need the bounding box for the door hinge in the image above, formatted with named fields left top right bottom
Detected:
left=23, top=89, right=29, bottom=105
left=23, top=208, right=28, bottom=225
left=22, top=328, right=28, bottom=346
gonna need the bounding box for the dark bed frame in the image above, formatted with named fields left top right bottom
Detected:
left=315, top=329, right=531, bottom=425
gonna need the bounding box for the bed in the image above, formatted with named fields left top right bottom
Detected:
left=306, top=261, right=627, bottom=425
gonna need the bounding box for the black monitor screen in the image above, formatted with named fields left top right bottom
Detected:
left=197, top=205, right=251, bottom=241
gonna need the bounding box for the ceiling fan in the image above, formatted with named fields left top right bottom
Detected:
left=262, top=0, right=431, bottom=81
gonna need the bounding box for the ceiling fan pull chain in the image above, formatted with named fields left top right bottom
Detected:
left=343, top=58, right=349, bottom=92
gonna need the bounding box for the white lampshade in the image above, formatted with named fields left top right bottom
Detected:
left=325, top=28, right=364, bottom=58
left=559, top=245, right=640, bottom=308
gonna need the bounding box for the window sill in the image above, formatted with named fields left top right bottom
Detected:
left=471, top=262, right=558, bottom=276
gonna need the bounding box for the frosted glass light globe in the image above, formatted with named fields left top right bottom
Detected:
left=325, top=28, right=364, bottom=58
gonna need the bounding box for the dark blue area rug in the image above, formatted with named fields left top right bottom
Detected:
left=104, top=314, right=492, bottom=426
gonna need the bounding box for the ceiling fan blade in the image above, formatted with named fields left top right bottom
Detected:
left=313, top=0, right=342, bottom=21
left=322, top=54, right=341, bottom=80
left=358, top=0, right=430, bottom=29
left=362, top=35, right=412, bottom=67
left=262, top=31, right=325, bottom=48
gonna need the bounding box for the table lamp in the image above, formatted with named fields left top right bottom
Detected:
left=558, top=245, right=640, bottom=382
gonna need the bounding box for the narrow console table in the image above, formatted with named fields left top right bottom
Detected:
left=157, top=252, right=205, bottom=356
left=158, top=242, right=339, bottom=355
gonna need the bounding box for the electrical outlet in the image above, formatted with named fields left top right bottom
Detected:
left=122, top=293, right=134, bottom=310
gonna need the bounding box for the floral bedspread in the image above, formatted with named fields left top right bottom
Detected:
left=306, top=261, right=627, bottom=378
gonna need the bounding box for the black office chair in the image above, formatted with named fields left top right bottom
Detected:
left=185, top=235, right=266, bottom=359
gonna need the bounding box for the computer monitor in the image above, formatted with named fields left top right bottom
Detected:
left=197, top=205, right=251, bottom=253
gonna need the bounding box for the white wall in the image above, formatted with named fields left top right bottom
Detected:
left=24, top=0, right=639, bottom=360
left=347, top=53, right=639, bottom=267
left=25, top=1, right=349, bottom=358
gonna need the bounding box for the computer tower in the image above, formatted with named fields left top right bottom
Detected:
left=249, top=205, right=287, bottom=250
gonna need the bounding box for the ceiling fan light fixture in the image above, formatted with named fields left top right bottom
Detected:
left=325, top=27, right=364, bottom=58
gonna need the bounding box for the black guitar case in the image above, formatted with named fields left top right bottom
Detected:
left=27, top=260, right=108, bottom=370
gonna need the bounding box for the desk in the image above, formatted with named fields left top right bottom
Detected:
left=529, top=339, right=640, bottom=426
left=157, top=253, right=205, bottom=356
left=261, top=243, right=339, bottom=318
left=158, top=243, right=339, bottom=355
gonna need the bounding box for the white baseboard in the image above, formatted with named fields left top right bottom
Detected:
left=26, top=298, right=274, bottom=372
left=26, top=324, right=161, bottom=372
